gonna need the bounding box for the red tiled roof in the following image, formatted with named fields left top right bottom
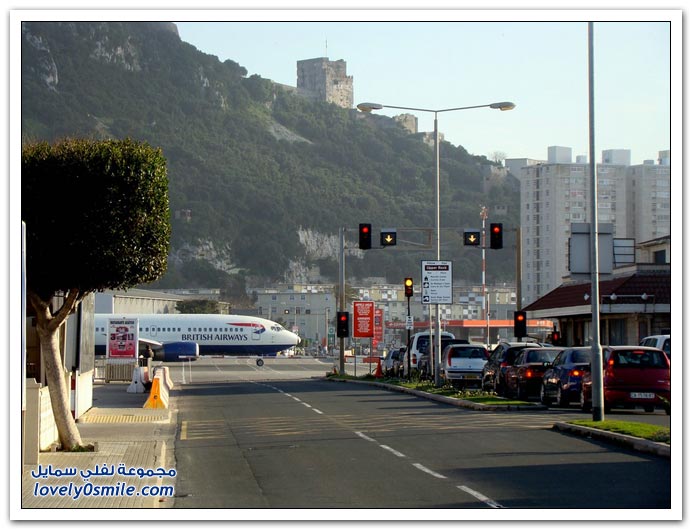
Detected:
left=523, top=271, right=670, bottom=312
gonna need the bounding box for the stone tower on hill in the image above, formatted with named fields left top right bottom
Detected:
left=297, top=57, right=353, bottom=109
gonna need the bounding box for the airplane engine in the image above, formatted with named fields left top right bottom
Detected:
left=157, top=341, right=200, bottom=362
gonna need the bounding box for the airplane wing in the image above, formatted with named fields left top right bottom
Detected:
left=138, top=337, right=164, bottom=349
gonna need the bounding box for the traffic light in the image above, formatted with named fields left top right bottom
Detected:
left=490, top=223, right=503, bottom=249
left=404, top=277, right=414, bottom=297
left=463, top=229, right=481, bottom=246
left=336, top=311, right=350, bottom=338
left=551, top=330, right=561, bottom=344
left=380, top=229, right=397, bottom=247
left=514, top=311, right=527, bottom=339
left=359, top=223, right=372, bottom=250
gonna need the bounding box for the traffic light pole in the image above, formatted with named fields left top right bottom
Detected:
left=338, top=226, right=345, bottom=375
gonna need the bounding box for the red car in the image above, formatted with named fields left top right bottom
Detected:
left=504, top=347, right=561, bottom=400
left=580, top=346, right=670, bottom=414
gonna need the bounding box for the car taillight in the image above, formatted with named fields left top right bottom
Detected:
left=500, top=362, right=507, bottom=368
left=571, top=369, right=582, bottom=377
left=412, top=355, right=417, bottom=365
left=448, top=356, right=452, bottom=366
left=526, top=369, right=533, bottom=378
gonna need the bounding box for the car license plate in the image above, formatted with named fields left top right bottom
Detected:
left=463, top=375, right=480, bottom=379
left=630, top=392, right=655, bottom=399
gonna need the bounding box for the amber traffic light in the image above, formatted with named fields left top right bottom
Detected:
left=404, top=277, right=414, bottom=298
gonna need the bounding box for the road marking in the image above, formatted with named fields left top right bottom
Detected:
left=412, top=463, right=447, bottom=479
left=379, top=444, right=406, bottom=458
left=312, top=408, right=324, bottom=415
left=355, top=431, right=377, bottom=443
left=457, top=485, right=504, bottom=508
left=302, top=402, right=312, bottom=408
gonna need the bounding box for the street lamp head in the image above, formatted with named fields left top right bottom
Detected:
left=490, top=101, right=516, bottom=111
left=356, top=102, right=384, bottom=113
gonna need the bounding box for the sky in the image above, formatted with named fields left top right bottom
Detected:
left=171, top=15, right=675, bottom=165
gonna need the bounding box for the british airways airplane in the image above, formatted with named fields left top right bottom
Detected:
left=95, top=313, right=301, bottom=360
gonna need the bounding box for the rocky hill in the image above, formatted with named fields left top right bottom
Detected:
left=21, top=21, right=518, bottom=293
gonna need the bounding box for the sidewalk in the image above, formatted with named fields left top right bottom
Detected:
left=21, top=381, right=177, bottom=512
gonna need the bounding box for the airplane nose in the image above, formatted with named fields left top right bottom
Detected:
left=289, top=331, right=301, bottom=345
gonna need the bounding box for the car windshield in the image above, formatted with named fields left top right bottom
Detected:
left=609, top=349, right=668, bottom=368
left=450, top=347, right=486, bottom=359
left=572, top=350, right=591, bottom=363
left=526, top=350, right=558, bottom=363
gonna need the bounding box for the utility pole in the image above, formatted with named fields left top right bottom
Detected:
left=480, top=206, right=488, bottom=348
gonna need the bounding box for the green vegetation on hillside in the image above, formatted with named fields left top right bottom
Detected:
left=21, top=21, right=519, bottom=288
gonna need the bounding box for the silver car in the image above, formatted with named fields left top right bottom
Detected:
left=442, top=344, right=489, bottom=388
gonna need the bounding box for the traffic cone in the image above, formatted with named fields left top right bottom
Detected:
left=374, top=359, right=383, bottom=378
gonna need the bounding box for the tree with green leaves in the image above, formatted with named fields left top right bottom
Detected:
left=22, top=138, right=171, bottom=450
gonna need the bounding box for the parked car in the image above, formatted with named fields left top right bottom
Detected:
left=504, top=347, right=561, bottom=399
left=580, top=346, right=670, bottom=414
left=540, top=347, right=591, bottom=406
left=382, top=348, right=406, bottom=376
left=402, top=331, right=455, bottom=376
left=441, top=344, right=489, bottom=388
left=418, top=338, right=470, bottom=379
left=482, top=341, right=542, bottom=396
left=639, top=334, right=671, bottom=360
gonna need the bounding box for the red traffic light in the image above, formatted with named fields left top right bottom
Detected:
left=516, top=313, right=525, bottom=322
left=490, top=223, right=503, bottom=249
left=358, top=223, right=372, bottom=250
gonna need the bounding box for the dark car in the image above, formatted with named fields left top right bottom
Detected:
left=482, top=341, right=543, bottom=396
left=540, top=347, right=591, bottom=406
left=504, top=347, right=561, bottom=399
left=418, top=338, right=470, bottom=380
left=580, top=346, right=670, bottom=414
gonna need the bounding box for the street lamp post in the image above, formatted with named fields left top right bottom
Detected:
left=357, top=100, right=515, bottom=386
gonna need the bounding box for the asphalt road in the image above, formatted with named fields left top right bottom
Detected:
left=168, top=357, right=672, bottom=513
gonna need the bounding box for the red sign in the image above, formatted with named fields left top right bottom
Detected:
left=352, top=301, right=375, bottom=338
left=107, top=318, right=139, bottom=358
left=373, top=308, right=383, bottom=349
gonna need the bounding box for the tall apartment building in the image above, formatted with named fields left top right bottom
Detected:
left=519, top=147, right=670, bottom=306
left=296, top=57, right=353, bottom=109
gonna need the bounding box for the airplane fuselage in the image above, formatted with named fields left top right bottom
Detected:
left=95, top=313, right=301, bottom=356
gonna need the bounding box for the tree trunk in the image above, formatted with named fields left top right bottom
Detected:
left=29, top=289, right=83, bottom=450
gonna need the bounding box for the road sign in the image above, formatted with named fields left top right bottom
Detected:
left=405, top=316, right=414, bottom=330
left=353, top=301, right=375, bottom=338
left=420, top=260, right=453, bottom=304
left=464, top=230, right=481, bottom=246
left=380, top=229, right=397, bottom=246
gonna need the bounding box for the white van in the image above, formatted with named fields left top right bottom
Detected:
left=402, top=331, right=455, bottom=376
left=639, top=334, right=671, bottom=359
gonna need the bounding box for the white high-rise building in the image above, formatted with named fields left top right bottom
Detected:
left=519, top=148, right=670, bottom=307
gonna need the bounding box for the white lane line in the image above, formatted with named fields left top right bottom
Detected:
left=292, top=396, right=301, bottom=402
left=412, top=463, right=447, bottom=479
left=457, top=485, right=504, bottom=509
left=312, top=408, right=324, bottom=415
left=379, top=445, right=406, bottom=458
left=302, top=402, right=312, bottom=408
left=355, top=431, right=377, bottom=443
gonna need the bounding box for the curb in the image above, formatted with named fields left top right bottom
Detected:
left=323, top=376, right=547, bottom=411
left=552, top=422, right=670, bottom=458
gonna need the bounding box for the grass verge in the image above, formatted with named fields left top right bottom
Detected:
left=326, top=373, right=537, bottom=406
left=567, top=419, right=670, bottom=444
